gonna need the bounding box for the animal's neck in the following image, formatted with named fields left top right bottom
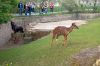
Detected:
left=68, top=25, right=74, bottom=33
left=11, top=22, right=17, bottom=30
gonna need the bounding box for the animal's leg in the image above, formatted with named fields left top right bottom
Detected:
left=51, top=36, right=54, bottom=46
left=51, top=36, right=55, bottom=46
left=64, top=36, right=67, bottom=47
left=51, top=35, right=57, bottom=46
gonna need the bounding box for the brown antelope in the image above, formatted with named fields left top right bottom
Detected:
left=51, top=23, right=79, bottom=47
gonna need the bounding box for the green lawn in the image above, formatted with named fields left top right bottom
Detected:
left=0, top=18, right=100, bottom=66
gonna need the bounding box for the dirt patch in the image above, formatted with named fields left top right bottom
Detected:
left=28, top=20, right=87, bottom=31
left=30, top=31, right=50, bottom=41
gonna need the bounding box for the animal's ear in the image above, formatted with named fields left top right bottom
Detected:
left=72, top=23, right=76, bottom=25
left=11, top=21, right=15, bottom=23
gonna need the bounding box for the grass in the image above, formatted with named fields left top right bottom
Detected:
left=0, top=18, right=100, bottom=66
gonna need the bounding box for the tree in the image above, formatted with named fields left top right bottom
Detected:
left=0, top=0, right=18, bottom=24
left=93, top=0, right=97, bottom=12
left=60, top=0, right=78, bottom=12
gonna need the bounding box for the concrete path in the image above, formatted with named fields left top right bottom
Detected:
left=27, top=20, right=87, bottom=31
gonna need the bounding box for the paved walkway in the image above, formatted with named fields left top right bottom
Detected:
left=27, top=20, right=87, bottom=31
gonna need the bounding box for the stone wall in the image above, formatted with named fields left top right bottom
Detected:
left=0, top=22, right=12, bottom=46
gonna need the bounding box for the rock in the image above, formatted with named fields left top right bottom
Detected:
left=10, top=33, right=24, bottom=44
left=69, top=47, right=100, bottom=66
left=93, top=59, right=100, bottom=66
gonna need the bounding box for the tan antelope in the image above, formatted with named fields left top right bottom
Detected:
left=51, top=23, right=79, bottom=47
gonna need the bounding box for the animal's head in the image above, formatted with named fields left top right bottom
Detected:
left=11, top=21, right=13, bottom=24
left=72, top=23, right=79, bottom=29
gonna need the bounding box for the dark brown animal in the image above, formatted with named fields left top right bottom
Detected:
left=11, top=21, right=24, bottom=33
left=51, top=23, right=79, bottom=47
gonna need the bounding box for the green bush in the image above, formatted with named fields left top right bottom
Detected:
left=0, top=0, right=18, bottom=24
left=0, top=13, right=11, bottom=24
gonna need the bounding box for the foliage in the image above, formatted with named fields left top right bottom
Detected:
left=0, top=18, right=100, bottom=66
left=0, top=13, right=11, bottom=24
left=60, top=0, right=78, bottom=12
left=0, top=0, right=18, bottom=24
